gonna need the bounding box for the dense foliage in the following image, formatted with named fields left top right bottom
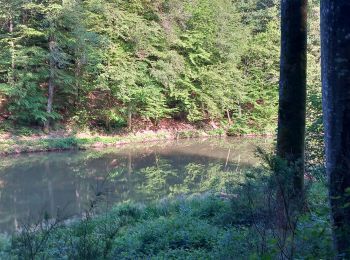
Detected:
left=0, top=0, right=283, bottom=133
left=0, top=159, right=332, bottom=259
left=0, top=0, right=335, bottom=258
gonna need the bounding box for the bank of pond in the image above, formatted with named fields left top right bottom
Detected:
left=0, top=138, right=332, bottom=259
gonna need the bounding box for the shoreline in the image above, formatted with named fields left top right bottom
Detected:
left=0, top=128, right=274, bottom=157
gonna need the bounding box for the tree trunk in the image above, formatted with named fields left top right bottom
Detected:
left=237, top=102, right=242, bottom=118
left=9, top=16, right=15, bottom=86
left=277, top=0, right=307, bottom=195
left=75, top=52, right=85, bottom=108
left=321, top=1, right=350, bottom=257
left=75, top=57, right=82, bottom=107
left=226, top=109, right=232, bottom=125
left=127, top=104, right=132, bottom=130
left=44, top=36, right=56, bottom=131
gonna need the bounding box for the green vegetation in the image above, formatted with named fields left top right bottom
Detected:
left=0, top=0, right=323, bottom=153
left=0, top=0, right=282, bottom=134
left=0, top=128, right=227, bottom=155
left=0, top=164, right=332, bottom=259
left=3, top=0, right=345, bottom=258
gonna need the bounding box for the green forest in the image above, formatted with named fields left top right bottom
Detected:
left=1, top=0, right=350, bottom=259
left=0, top=0, right=309, bottom=134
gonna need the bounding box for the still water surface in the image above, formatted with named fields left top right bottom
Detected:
left=0, top=137, right=270, bottom=234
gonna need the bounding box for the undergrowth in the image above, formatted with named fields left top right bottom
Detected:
left=0, top=168, right=333, bottom=259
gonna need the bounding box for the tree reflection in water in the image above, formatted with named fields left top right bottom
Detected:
left=0, top=137, right=271, bottom=234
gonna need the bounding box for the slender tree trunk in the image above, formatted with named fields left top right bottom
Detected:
left=321, top=1, right=350, bottom=257
left=9, top=16, right=15, bottom=86
left=277, top=0, right=308, bottom=195
left=44, top=36, right=56, bottom=131
left=127, top=103, right=132, bottom=130
left=75, top=58, right=82, bottom=107
left=226, top=109, right=232, bottom=124
left=75, top=52, right=85, bottom=108
left=237, top=102, right=242, bottom=118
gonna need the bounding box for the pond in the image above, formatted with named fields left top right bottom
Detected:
left=0, top=137, right=271, bottom=234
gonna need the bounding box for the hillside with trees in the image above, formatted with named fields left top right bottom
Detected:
left=4, top=0, right=350, bottom=259
left=0, top=0, right=282, bottom=134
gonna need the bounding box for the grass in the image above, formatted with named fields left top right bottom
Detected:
left=0, top=129, right=226, bottom=156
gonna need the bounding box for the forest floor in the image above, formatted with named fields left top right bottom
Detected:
left=0, top=119, right=231, bottom=156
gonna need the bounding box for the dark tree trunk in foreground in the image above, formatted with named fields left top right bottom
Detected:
left=321, top=1, right=350, bottom=257
left=277, top=0, right=307, bottom=196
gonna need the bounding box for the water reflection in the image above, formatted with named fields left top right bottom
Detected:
left=0, top=137, right=271, bottom=234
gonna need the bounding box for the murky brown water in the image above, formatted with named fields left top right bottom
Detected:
left=0, top=137, right=271, bottom=234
